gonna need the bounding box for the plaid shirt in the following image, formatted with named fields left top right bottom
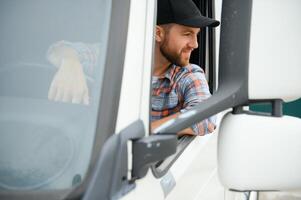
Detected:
left=152, top=64, right=216, bottom=135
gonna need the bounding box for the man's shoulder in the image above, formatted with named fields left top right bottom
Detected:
left=176, top=64, right=205, bottom=75
left=173, top=64, right=206, bottom=86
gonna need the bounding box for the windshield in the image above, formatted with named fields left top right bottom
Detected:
left=0, top=0, right=111, bottom=197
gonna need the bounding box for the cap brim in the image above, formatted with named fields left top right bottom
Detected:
left=177, top=16, right=220, bottom=28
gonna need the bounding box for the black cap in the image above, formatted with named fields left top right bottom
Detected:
left=157, top=0, right=220, bottom=28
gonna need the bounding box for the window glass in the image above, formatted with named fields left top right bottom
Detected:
left=0, top=0, right=111, bottom=192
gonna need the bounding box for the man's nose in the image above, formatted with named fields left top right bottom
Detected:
left=189, top=35, right=198, bottom=49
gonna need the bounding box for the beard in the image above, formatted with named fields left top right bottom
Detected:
left=160, top=38, right=190, bottom=67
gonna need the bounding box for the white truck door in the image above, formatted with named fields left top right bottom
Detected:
left=120, top=0, right=226, bottom=199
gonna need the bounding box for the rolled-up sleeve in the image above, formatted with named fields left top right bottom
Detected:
left=179, top=66, right=217, bottom=136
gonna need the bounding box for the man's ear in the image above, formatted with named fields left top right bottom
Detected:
left=155, top=25, right=164, bottom=43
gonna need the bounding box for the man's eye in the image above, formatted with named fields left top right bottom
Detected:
left=183, top=33, right=191, bottom=36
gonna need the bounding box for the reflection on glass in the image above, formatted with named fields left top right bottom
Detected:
left=0, top=0, right=110, bottom=193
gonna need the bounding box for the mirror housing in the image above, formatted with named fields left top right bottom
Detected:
left=218, top=112, right=301, bottom=191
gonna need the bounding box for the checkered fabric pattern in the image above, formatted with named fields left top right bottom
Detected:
left=152, top=64, right=216, bottom=135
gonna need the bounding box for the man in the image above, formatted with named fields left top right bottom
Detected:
left=151, top=0, right=219, bottom=135
left=47, top=0, right=219, bottom=136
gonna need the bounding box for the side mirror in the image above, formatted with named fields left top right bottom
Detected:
left=218, top=112, right=301, bottom=191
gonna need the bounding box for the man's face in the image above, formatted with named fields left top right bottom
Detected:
left=159, top=24, right=200, bottom=67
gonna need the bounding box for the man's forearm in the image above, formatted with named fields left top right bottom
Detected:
left=151, top=112, right=216, bottom=136
left=151, top=112, right=195, bottom=135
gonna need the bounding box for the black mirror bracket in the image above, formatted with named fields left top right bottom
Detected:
left=131, top=135, right=177, bottom=181
left=234, top=99, right=284, bottom=117
left=83, top=120, right=178, bottom=200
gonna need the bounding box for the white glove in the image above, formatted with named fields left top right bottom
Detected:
left=48, top=58, right=89, bottom=105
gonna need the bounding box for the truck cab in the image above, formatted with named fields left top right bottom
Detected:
left=0, top=0, right=300, bottom=200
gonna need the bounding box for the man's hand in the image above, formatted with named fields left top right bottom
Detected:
left=48, top=58, right=89, bottom=105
